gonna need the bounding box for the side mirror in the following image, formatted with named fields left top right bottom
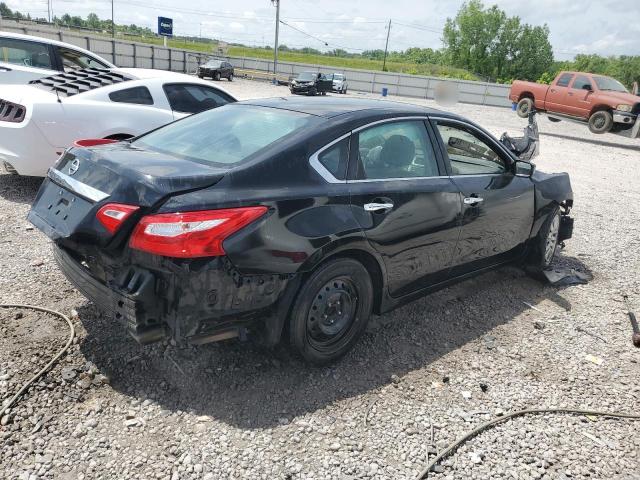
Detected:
left=582, top=84, right=592, bottom=91
left=515, top=160, right=535, bottom=177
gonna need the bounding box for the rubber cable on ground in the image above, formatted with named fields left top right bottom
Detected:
left=0, top=304, right=75, bottom=419
left=414, top=407, right=640, bottom=480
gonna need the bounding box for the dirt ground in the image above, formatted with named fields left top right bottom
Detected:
left=1, top=78, right=639, bottom=480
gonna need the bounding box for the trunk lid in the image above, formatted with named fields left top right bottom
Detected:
left=28, top=143, right=226, bottom=243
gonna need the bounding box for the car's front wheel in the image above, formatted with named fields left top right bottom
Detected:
left=228, top=73, right=234, bottom=82
left=527, top=206, right=561, bottom=272
left=588, top=110, right=613, bottom=134
left=289, top=258, right=373, bottom=364
left=214, top=72, right=221, bottom=81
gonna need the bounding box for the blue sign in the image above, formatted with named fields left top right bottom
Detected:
left=158, top=17, right=173, bottom=37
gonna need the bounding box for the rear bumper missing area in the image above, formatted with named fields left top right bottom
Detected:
left=53, top=245, right=293, bottom=345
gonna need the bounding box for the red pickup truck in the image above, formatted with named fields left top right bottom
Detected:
left=509, top=71, right=640, bottom=136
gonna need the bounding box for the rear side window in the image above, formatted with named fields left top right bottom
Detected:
left=109, top=86, right=154, bottom=105
left=164, top=83, right=235, bottom=114
left=317, top=137, right=349, bottom=180
left=57, top=47, right=109, bottom=71
left=134, top=104, right=316, bottom=166
left=356, top=120, right=439, bottom=180
left=0, top=38, right=52, bottom=69
left=556, top=73, right=574, bottom=87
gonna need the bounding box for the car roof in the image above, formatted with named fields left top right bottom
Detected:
left=238, top=96, right=445, bottom=119
left=0, top=31, right=115, bottom=67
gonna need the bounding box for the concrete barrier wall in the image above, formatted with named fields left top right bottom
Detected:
left=1, top=20, right=512, bottom=107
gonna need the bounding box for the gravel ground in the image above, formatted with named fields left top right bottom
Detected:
left=1, top=78, right=639, bottom=480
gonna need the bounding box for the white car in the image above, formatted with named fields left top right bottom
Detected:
left=0, top=68, right=236, bottom=176
left=0, top=31, right=114, bottom=84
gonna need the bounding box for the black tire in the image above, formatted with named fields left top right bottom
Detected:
left=309, top=88, right=317, bottom=96
left=213, top=72, right=221, bottom=81
left=342, top=88, right=347, bottom=94
left=289, top=258, right=373, bottom=364
left=228, top=73, right=234, bottom=82
left=321, top=91, right=327, bottom=96
left=517, top=97, right=534, bottom=118
left=527, top=206, right=561, bottom=273
left=198, top=74, right=204, bottom=79
left=588, top=110, right=613, bottom=134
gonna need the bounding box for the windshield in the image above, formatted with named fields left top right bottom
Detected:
left=333, top=74, right=344, bottom=81
left=134, top=105, right=315, bottom=167
left=593, top=75, right=628, bottom=93
left=297, top=72, right=316, bottom=81
left=204, top=60, right=222, bottom=68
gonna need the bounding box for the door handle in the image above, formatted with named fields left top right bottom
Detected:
left=364, top=202, right=394, bottom=213
left=550, top=88, right=556, bottom=93
left=463, top=197, right=484, bottom=206
left=567, top=92, right=573, bottom=96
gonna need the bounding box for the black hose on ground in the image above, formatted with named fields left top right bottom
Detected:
left=414, top=407, right=640, bottom=480
left=0, top=304, right=75, bottom=419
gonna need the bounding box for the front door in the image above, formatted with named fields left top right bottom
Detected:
left=431, top=118, right=535, bottom=276
left=545, top=72, right=574, bottom=115
left=348, top=119, right=461, bottom=297
left=566, top=74, right=595, bottom=117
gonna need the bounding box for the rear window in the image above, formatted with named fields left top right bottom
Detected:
left=134, top=105, right=316, bottom=166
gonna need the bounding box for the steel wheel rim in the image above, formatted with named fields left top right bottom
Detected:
left=593, top=115, right=605, bottom=129
left=306, top=277, right=358, bottom=350
left=544, top=214, right=560, bottom=264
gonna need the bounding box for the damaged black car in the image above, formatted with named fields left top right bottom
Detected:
left=28, top=98, right=574, bottom=364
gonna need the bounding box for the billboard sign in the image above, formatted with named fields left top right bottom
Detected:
left=158, top=17, right=173, bottom=37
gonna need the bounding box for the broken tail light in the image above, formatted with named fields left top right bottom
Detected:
left=0, top=99, right=26, bottom=123
left=97, top=203, right=140, bottom=234
left=129, top=207, right=268, bottom=258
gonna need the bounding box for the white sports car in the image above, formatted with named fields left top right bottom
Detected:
left=0, top=31, right=114, bottom=85
left=0, top=68, right=236, bottom=176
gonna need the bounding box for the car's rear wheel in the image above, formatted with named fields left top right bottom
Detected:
left=588, top=110, right=613, bottom=134
left=517, top=97, right=534, bottom=118
left=228, top=73, right=234, bottom=82
left=289, top=258, right=373, bottom=364
left=214, top=72, right=221, bottom=81
left=527, top=206, right=561, bottom=272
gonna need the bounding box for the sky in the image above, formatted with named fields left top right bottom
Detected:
left=3, top=0, right=640, bottom=59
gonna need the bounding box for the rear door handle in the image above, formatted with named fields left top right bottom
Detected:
left=463, top=197, right=484, bottom=206
left=364, top=202, right=394, bottom=213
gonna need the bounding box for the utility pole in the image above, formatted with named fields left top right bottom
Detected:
left=47, top=0, right=52, bottom=23
left=382, top=19, right=391, bottom=72
left=111, top=0, right=115, bottom=38
left=272, top=0, right=280, bottom=84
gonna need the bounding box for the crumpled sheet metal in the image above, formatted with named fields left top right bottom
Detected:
left=543, top=267, right=589, bottom=286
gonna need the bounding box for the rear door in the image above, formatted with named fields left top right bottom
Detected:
left=431, top=117, right=534, bottom=276
left=348, top=118, right=462, bottom=297
left=545, top=73, right=574, bottom=115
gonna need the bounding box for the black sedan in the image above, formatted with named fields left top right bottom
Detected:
left=197, top=59, right=234, bottom=81
left=28, top=98, right=574, bottom=364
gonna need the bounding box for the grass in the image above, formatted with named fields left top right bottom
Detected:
left=77, top=30, right=478, bottom=81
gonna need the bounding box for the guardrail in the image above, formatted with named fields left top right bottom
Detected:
left=1, top=19, right=512, bottom=108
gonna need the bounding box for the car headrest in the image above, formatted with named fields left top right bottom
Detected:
left=380, top=135, right=415, bottom=167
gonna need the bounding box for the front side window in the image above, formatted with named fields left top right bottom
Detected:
left=572, top=75, right=592, bottom=91
left=134, top=105, right=317, bottom=167
left=556, top=73, right=574, bottom=87
left=57, top=47, right=109, bottom=71
left=0, top=38, right=52, bottom=69
left=109, top=86, right=154, bottom=105
left=163, top=84, right=235, bottom=114
left=356, top=120, right=439, bottom=180
left=435, top=122, right=506, bottom=175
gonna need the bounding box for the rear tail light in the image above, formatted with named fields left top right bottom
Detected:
left=129, top=207, right=268, bottom=258
left=97, top=203, right=140, bottom=234
left=0, top=99, right=26, bottom=123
